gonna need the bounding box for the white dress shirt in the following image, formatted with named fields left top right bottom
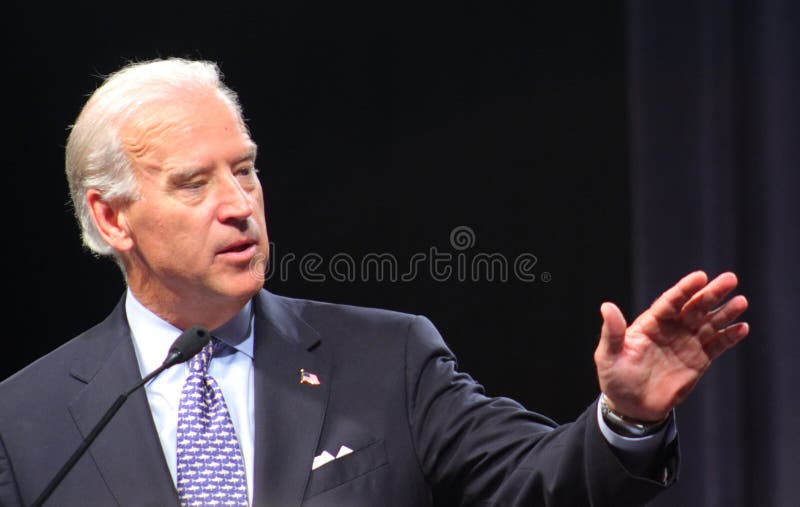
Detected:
left=126, top=289, right=255, bottom=504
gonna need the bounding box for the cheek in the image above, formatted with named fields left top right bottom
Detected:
left=251, top=187, right=264, bottom=209
left=149, top=213, right=212, bottom=257
left=253, top=192, right=267, bottom=221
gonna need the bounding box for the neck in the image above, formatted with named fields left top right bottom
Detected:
left=126, top=284, right=251, bottom=331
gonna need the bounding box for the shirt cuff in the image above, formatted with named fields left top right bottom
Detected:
left=596, top=396, right=678, bottom=453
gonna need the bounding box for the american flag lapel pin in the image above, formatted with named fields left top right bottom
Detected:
left=299, top=368, right=321, bottom=386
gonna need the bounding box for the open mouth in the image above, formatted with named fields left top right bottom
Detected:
left=218, top=240, right=257, bottom=257
left=222, top=242, right=254, bottom=253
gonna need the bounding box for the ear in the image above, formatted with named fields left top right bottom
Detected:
left=86, top=189, right=134, bottom=252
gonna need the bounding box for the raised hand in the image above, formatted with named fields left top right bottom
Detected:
left=594, top=271, right=749, bottom=422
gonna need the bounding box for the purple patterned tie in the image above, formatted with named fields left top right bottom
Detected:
left=176, top=339, right=248, bottom=506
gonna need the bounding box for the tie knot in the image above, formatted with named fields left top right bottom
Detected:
left=188, top=338, right=217, bottom=374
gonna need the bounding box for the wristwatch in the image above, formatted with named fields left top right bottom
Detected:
left=599, top=394, right=670, bottom=438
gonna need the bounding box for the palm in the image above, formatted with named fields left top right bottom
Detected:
left=595, top=271, right=749, bottom=422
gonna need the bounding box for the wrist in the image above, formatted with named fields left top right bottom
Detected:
left=599, top=394, right=671, bottom=438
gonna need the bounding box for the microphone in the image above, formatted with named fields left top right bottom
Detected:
left=155, top=325, right=211, bottom=375
left=30, top=326, right=211, bottom=507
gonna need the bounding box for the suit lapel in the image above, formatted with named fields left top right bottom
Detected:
left=251, top=291, right=330, bottom=507
left=67, top=299, right=179, bottom=507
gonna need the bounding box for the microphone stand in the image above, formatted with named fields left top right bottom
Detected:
left=30, top=325, right=209, bottom=507
left=29, top=365, right=168, bottom=507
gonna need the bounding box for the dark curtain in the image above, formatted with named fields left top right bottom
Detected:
left=628, top=1, right=799, bottom=506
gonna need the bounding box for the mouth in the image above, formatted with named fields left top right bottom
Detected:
left=217, top=239, right=259, bottom=260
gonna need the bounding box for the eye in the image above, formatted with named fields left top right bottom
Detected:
left=181, top=179, right=207, bottom=190
left=236, top=166, right=257, bottom=177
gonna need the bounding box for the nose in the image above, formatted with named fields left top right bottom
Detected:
left=216, top=172, right=253, bottom=224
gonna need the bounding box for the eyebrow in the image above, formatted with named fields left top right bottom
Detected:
left=236, top=145, right=258, bottom=165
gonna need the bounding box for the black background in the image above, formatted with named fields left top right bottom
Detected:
left=1, top=2, right=630, bottom=424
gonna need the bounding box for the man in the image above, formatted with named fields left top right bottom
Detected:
left=0, top=58, right=749, bottom=507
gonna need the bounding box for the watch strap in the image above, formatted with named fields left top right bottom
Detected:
left=599, top=394, right=670, bottom=438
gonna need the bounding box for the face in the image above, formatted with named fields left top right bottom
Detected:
left=116, top=91, right=269, bottom=316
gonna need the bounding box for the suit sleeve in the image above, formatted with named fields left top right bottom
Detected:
left=404, top=315, right=678, bottom=507
left=0, top=433, right=23, bottom=507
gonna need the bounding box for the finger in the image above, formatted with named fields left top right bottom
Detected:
left=649, top=271, right=708, bottom=320
left=705, top=295, right=749, bottom=337
left=599, top=302, right=628, bottom=356
left=703, top=322, right=749, bottom=360
left=680, top=272, right=740, bottom=329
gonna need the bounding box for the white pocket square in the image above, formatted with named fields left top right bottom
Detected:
left=312, top=445, right=354, bottom=470
left=336, top=445, right=353, bottom=458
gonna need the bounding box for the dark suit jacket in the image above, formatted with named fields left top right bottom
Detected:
left=0, top=290, right=676, bottom=506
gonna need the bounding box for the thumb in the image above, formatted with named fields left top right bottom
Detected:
left=599, top=302, right=628, bottom=356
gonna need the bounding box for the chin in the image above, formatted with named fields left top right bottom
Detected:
left=215, top=276, right=265, bottom=302
left=202, top=258, right=267, bottom=302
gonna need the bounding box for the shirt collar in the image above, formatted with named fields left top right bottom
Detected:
left=125, top=288, right=254, bottom=376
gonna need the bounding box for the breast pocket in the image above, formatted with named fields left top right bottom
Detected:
left=304, top=439, right=388, bottom=498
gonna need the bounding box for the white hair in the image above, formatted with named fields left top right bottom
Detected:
left=65, top=58, right=245, bottom=260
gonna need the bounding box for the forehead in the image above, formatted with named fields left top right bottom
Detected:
left=119, top=91, right=252, bottom=164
